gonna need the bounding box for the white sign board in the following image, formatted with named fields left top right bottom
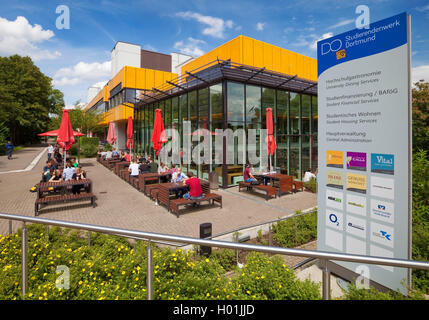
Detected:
left=317, top=12, right=411, bottom=294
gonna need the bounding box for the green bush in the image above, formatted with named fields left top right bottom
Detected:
left=81, top=144, right=98, bottom=158
left=342, top=282, right=426, bottom=300
left=304, top=177, right=317, bottom=193
left=272, top=210, right=317, bottom=248
left=68, top=144, right=79, bottom=156
left=80, top=137, right=98, bottom=147
left=412, top=150, right=429, bottom=292
left=0, top=224, right=323, bottom=300
left=104, top=143, right=112, bottom=151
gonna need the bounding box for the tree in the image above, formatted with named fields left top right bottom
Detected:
left=412, top=80, right=429, bottom=152
left=0, top=55, right=64, bottom=145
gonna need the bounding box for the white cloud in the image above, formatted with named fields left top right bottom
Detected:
left=328, top=18, right=354, bottom=29
left=412, top=65, right=429, bottom=84
left=173, top=37, right=205, bottom=57
left=175, top=11, right=233, bottom=38
left=0, top=16, right=60, bottom=61
left=416, top=4, right=429, bottom=12
left=256, top=22, right=265, bottom=31
left=310, top=32, right=333, bottom=50
left=53, top=61, right=111, bottom=86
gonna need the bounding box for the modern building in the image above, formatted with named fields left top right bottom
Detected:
left=133, top=35, right=318, bottom=188
left=84, top=41, right=193, bottom=150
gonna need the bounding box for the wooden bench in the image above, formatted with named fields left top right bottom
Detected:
left=35, top=192, right=96, bottom=216
left=144, top=183, right=161, bottom=199
left=238, top=181, right=277, bottom=200
left=293, top=180, right=304, bottom=192
left=170, top=193, right=222, bottom=218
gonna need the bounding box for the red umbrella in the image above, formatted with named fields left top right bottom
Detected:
left=38, top=129, right=85, bottom=137
left=57, top=109, right=75, bottom=166
left=126, top=116, right=133, bottom=150
left=106, top=121, right=117, bottom=145
left=266, top=107, right=277, bottom=170
left=151, top=109, right=167, bottom=156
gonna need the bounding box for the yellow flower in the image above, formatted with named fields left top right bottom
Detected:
left=206, top=292, right=210, bottom=297
left=121, top=271, right=126, bottom=275
left=205, top=258, right=209, bottom=263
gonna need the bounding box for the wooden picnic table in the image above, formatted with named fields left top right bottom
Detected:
left=157, top=180, right=210, bottom=212
left=253, top=173, right=294, bottom=196
left=35, top=179, right=95, bottom=216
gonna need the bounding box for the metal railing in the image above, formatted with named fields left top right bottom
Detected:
left=1, top=212, right=428, bottom=300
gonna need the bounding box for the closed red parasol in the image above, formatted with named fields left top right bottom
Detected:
left=151, top=109, right=167, bottom=156
left=56, top=109, right=75, bottom=166
left=266, top=107, right=277, bottom=170
left=106, top=121, right=117, bottom=145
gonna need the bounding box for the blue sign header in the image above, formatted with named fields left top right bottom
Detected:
left=317, top=12, right=408, bottom=76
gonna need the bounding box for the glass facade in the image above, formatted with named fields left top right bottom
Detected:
left=134, top=80, right=318, bottom=187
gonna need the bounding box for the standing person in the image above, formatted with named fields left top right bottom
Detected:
left=5, top=141, right=13, bottom=160
left=183, top=172, right=204, bottom=201
left=47, top=144, right=54, bottom=161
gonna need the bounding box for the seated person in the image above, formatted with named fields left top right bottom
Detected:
left=71, top=157, right=79, bottom=168
left=124, top=152, right=131, bottom=162
left=158, top=162, right=169, bottom=174
left=183, top=172, right=205, bottom=201
left=138, top=155, right=146, bottom=163
left=72, top=167, right=87, bottom=194
left=128, top=159, right=140, bottom=178
left=49, top=169, right=63, bottom=182
left=158, top=162, right=169, bottom=183
left=139, top=160, right=151, bottom=174
left=105, top=150, right=113, bottom=159
left=171, top=167, right=187, bottom=183
left=148, top=158, right=158, bottom=173
left=244, top=164, right=257, bottom=183
left=171, top=167, right=188, bottom=198
left=112, top=148, right=119, bottom=157
left=43, top=167, right=54, bottom=182
left=168, top=164, right=177, bottom=175
left=303, top=169, right=316, bottom=182
left=62, top=161, right=76, bottom=181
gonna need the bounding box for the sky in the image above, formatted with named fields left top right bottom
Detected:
left=1, top=0, right=428, bottom=107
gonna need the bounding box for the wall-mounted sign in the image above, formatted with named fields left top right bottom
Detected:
left=317, top=12, right=412, bottom=295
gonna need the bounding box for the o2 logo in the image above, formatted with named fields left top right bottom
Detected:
left=320, top=39, right=343, bottom=56
left=329, top=213, right=339, bottom=227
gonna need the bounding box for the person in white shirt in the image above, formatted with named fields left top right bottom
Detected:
left=47, top=144, right=54, bottom=161
left=171, top=167, right=188, bottom=183
left=128, top=160, right=140, bottom=177
left=303, top=169, right=316, bottom=182
left=105, top=150, right=113, bottom=159
left=158, top=162, right=169, bottom=174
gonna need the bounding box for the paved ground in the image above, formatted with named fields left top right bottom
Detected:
left=0, top=145, right=47, bottom=173
left=0, top=146, right=317, bottom=239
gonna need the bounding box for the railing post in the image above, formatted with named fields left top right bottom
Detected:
left=146, top=240, right=153, bottom=300
left=21, top=223, right=28, bottom=299
left=321, top=259, right=331, bottom=300
left=9, top=220, right=12, bottom=235
left=87, top=232, right=91, bottom=246
left=268, top=224, right=272, bottom=246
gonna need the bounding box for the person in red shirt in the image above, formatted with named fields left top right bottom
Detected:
left=183, top=172, right=204, bottom=200
left=124, top=152, right=131, bottom=162
left=244, top=164, right=257, bottom=183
